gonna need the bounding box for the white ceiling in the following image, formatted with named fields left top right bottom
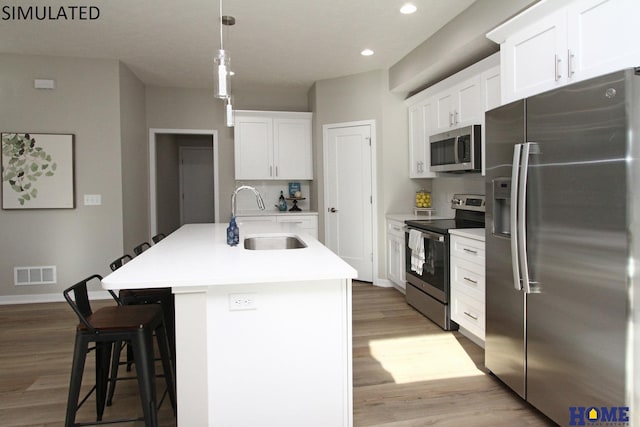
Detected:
left=0, top=0, right=476, bottom=92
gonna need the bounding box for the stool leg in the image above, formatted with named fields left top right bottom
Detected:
left=132, top=330, right=158, bottom=427
left=156, top=323, right=177, bottom=415
left=65, top=334, right=88, bottom=427
left=95, top=341, right=112, bottom=421
left=106, top=340, right=124, bottom=406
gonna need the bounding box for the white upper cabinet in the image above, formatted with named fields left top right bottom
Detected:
left=433, top=75, right=482, bottom=133
left=566, top=0, right=638, bottom=82
left=234, top=111, right=313, bottom=180
left=489, top=0, right=640, bottom=104
left=408, top=101, right=437, bottom=178
left=273, top=118, right=313, bottom=180
left=406, top=53, right=499, bottom=177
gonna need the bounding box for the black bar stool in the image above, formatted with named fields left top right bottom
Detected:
left=106, top=254, right=175, bottom=407
left=152, top=233, right=166, bottom=244
left=63, top=274, right=176, bottom=427
left=133, top=241, right=151, bottom=255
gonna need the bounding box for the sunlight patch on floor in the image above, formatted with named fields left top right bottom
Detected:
left=368, top=333, right=484, bottom=384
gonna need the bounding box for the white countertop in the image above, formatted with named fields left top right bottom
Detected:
left=450, top=228, right=486, bottom=241
left=102, top=222, right=356, bottom=290
left=386, top=213, right=451, bottom=222
left=236, top=210, right=318, bottom=216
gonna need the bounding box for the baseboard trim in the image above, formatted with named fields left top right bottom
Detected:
left=374, top=278, right=406, bottom=294
left=0, top=290, right=113, bottom=305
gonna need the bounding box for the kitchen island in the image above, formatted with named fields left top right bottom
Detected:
left=102, top=222, right=357, bottom=427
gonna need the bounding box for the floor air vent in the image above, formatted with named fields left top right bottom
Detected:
left=14, top=266, right=57, bottom=285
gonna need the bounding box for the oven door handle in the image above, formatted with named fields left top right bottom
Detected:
left=420, top=230, right=445, bottom=242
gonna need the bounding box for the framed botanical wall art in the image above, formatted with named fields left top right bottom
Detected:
left=1, top=133, right=75, bottom=209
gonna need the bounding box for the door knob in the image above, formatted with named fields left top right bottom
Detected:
left=329, top=207, right=339, bottom=213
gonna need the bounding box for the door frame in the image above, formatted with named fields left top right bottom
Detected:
left=149, top=128, right=219, bottom=236
left=322, top=120, right=378, bottom=283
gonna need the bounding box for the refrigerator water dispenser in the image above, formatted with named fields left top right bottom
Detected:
left=492, top=178, right=511, bottom=238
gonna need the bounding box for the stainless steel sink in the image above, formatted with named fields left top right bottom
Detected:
left=243, top=235, right=307, bottom=250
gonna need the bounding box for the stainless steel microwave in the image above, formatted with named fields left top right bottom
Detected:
left=429, top=124, right=481, bottom=173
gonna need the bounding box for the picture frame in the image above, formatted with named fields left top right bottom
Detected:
left=1, top=132, right=75, bottom=209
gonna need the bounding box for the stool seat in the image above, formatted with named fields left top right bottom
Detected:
left=83, top=305, right=162, bottom=331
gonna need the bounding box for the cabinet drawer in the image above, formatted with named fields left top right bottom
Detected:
left=451, top=257, right=485, bottom=302
left=276, top=215, right=317, bottom=228
left=277, top=215, right=318, bottom=238
left=451, top=293, right=485, bottom=340
left=451, top=235, right=485, bottom=265
left=387, top=220, right=406, bottom=238
left=236, top=215, right=277, bottom=224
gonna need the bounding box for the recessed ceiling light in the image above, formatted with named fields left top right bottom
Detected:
left=400, top=3, right=417, bottom=14
left=361, top=49, right=374, bottom=56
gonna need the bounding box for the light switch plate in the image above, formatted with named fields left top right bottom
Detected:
left=83, top=194, right=102, bottom=206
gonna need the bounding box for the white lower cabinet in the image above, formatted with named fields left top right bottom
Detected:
left=276, top=215, right=318, bottom=239
left=236, top=214, right=318, bottom=239
left=386, top=219, right=406, bottom=289
left=450, top=233, right=485, bottom=344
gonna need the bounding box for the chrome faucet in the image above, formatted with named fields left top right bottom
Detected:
left=231, top=185, right=266, bottom=218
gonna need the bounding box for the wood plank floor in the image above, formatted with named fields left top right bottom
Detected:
left=0, top=282, right=555, bottom=426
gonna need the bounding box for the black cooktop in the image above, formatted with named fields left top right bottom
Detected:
left=405, top=209, right=485, bottom=234
left=405, top=218, right=484, bottom=234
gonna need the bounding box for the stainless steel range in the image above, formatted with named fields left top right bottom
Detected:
left=404, top=194, right=485, bottom=330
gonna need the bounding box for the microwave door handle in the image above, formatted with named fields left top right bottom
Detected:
left=510, top=144, right=523, bottom=291
left=454, top=136, right=460, bottom=164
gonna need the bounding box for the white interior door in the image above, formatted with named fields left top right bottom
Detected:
left=179, top=146, right=214, bottom=225
left=324, top=124, right=373, bottom=282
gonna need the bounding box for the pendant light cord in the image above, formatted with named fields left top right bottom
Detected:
left=219, top=0, right=224, bottom=50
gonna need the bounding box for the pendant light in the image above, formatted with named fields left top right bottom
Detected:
left=214, top=0, right=235, bottom=99
left=225, top=96, right=234, bottom=127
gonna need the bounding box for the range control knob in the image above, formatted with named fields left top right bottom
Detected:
left=451, top=197, right=463, bottom=206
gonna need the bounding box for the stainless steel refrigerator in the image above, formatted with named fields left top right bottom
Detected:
left=485, top=69, right=639, bottom=426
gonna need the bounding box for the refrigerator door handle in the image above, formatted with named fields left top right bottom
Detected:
left=510, top=144, right=523, bottom=291
left=518, top=143, right=531, bottom=293
left=518, top=142, right=540, bottom=294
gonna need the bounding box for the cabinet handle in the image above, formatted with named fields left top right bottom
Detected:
left=449, top=112, right=454, bottom=126
left=275, top=166, right=279, bottom=177
left=464, top=277, right=478, bottom=285
left=270, top=166, right=273, bottom=177
left=568, top=49, right=575, bottom=77
left=463, top=311, right=478, bottom=321
left=393, top=226, right=402, bottom=232
left=463, top=248, right=478, bottom=255
left=554, top=54, right=562, bottom=81
left=454, top=110, right=459, bottom=124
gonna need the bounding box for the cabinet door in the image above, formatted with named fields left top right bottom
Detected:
left=501, top=9, right=567, bottom=103
left=434, top=91, right=455, bottom=132
left=408, top=102, right=437, bottom=178
left=482, top=66, right=502, bottom=112
left=274, top=118, right=313, bottom=180
left=567, top=0, right=640, bottom=83
left=234, top=116, right=273, bottom=180
left=454, top=75, right=482, bottom=126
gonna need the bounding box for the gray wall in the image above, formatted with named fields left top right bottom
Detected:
left=119, top=62, right=149, bottom=254
left=389, top=0, right=537, bottom=95
left=309, top=69, right=424, bottom=280
left=145, top=86, right=309, bottom=222
left=155, top=134, right=180, bottom=236
left=155, top=134, right=214, bottom=236
left=0, top=54, right=124, bottom=297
